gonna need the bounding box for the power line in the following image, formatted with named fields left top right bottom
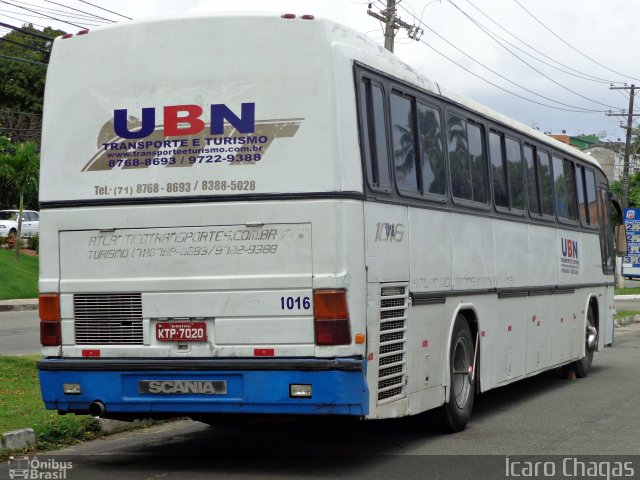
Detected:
left=463, top=0, right=622, bottom=85
left=0, top=35, right=50, bottom=54
left=418, top=39, right=603, bottom=114
left=76, top=0, right=132, bottom=20
left=0, top=0, right=88, bottom=29
left=513, top=0, right=640, bottom=83
left=0, top=13, right=49, bottom=30
left=396, top=5, right=602, bottom=113
left=0, top=7, right=102, bottom=26
left=8, top=0, right=110, bottom=22
left=0, top=52, right=47, bottom=66
left=0, top=109, right=42, bottom=116
left=45, top=0, right=115, bottom=23
left=0, top=126, right=42, bottom=131
left=0, top=21, right=55, bottom=40
left=446, top=0, right=620, bottom=110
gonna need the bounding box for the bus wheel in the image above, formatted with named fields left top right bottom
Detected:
left=575, top=307, right=597, bottom=378
left=441, top=314, right=475, bottom=432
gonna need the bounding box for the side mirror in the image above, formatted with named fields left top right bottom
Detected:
left=615, top=224, right=628, bottom=256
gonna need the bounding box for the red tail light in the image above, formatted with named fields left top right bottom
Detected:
left=41, top=321, right=61, bottom=347
left=40, top=294, right=61, bottom=346
left=313, top=289, right=351, bottom=345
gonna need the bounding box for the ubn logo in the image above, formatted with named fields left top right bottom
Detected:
left=561, top=238, right=578, bottom=258
left=113, top=103, right=255, bottom=139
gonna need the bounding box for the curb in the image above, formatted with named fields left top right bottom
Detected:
left=0, top=300, right=38, bottom=313
left=615, top=314, right=640, bottom=327
left=614, top=295, right=640, bottom=300
left=1, top=429, right=35, bottom=451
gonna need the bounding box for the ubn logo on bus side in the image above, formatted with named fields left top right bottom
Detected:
left=561, top=238, right=578, bottom=259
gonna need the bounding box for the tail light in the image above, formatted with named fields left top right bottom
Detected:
left=313, top=289, right=351, bottom=345
left=39, top=294, right=61, bottom=346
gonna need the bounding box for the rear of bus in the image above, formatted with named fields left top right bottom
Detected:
left=37, top=14, right=370, bottom=418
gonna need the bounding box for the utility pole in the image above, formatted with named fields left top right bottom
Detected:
left=607, top=85, right=639, bottom=209
left=367, top=0, right=423, bottom=53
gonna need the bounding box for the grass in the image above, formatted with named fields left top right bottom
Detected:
left=0, top=355, right=102, bottom=461
left=0, top=247, right=38, bottom=300
left=615, top=287, right=640, bottom=296
left=614, top=310, right=640, bottom=321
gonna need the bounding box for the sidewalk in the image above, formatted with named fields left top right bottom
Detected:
left=0, top=298, right=38, bottom=313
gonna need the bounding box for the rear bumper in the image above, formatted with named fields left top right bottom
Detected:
left=37, top=357, right=369, bottom=416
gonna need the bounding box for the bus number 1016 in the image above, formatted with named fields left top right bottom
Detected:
left=280, top=296, right=311, bottom=310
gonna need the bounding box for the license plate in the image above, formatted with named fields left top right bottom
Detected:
left=156, top=322, right=207, bottom=342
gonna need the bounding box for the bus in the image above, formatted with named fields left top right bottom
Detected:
left=37, top=12, right=625, bottom=432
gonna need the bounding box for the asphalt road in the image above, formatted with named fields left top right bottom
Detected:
left=615, top=298, right=640, bottom=310
left=2, top=323, right=638, bottom=480
left=0, top=310, right=39, bottom=355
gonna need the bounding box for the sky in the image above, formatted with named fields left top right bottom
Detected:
left=2, top=0, right=638, bottom=142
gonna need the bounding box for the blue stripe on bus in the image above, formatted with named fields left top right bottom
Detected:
left=38, top=363, right=369, bottom=416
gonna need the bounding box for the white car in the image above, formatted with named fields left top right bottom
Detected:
left=0, top=210, right=40, bottom=238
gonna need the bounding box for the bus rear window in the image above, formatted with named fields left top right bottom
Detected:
left=360, top=79, right=391, bottom=190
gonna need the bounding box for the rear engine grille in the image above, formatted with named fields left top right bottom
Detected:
left=74, top=293, right=143, bottom=345
left=377, top=283, right=408, bottom=404
left=379, top=352, right=404, bottom=366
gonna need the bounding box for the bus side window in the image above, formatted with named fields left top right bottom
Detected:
left=585, top=169, right=597, bottom=226
left=537, top=151, right=554, bottom=216
left=596, top=185, right=615, bottom=273
left=448, top=115, right=488, bottom=204
left=576, top=165, right=590, bottom=226
left=505, top=137, right=525, bottom=211
left=390, top=92, right=419, bottom=193
left=524, top=144, right=540, bottom=215
left=489, top=131, right=508, bottom=208
left=553, top=157, right=578, bottom=221
left=417, top=102, right=446, bottom=196
left=360, top=78, right=391, bottom=191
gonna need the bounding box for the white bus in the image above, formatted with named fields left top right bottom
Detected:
left=37, top=13, right=624, bottom=432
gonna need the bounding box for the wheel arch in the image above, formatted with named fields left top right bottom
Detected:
left=444, top=304, right=480, bottom=401
left=582, top=295, right=600, bottom=357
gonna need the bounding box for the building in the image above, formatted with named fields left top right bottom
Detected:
left=583, top=143, right=640, bottom=184
left=548, top=134, right=600, bottom=151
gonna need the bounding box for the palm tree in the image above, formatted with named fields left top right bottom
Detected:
left=0, top=141, right=39, bottom=259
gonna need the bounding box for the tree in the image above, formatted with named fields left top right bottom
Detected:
left=0, top=140, right=39, bottom=259
left=611, top=172, right=640, bottom=208
left=0, top=25, right=65, bottom=113
left=0, top=24, right=65, bottom=142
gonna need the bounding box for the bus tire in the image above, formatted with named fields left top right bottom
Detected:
left=441, top=314, right=475, bottom=432
left=574, top=306, right=597, bottom=378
